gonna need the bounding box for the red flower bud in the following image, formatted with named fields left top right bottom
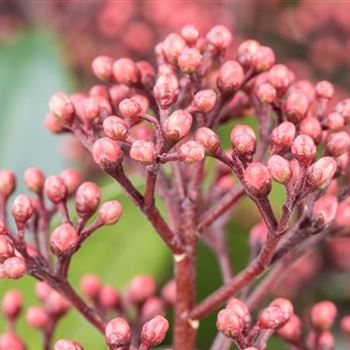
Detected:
left=230, top=125, right=256, bottom=156
left=92, top=55, right=113, bottom=81
left=26, top=306, right=49, bottom=329
left=24, top=168, right=45, bottom=193
left=11, top=195, right=33, bottom=225
left=253, top=46, right=275, bottom=72
left=181, top=25, right=199, bottom=45
left=256, top=83, right=276, bottom=104
left=164, top=110, right=193, bottom=141
left=105, top=317, right=131, bottom=348
left=311, top=300, right=337, bottom=331
left=192, top=89, right=217, bottom=112
left=178, top=48, right=202, bottom=73
left=216, top=308, right=244, bottom=338
left=98, top=286, right=120, bottom=309
left=244, top=162, right=272, bottom=196
left=141, top=297, right=165, bottom=320
left=127, top=275, right=156, bottom=304
left=179, top=141, right=205, bottom=164
left=258, top=305, right=286, bottom=329
left=0, top=332, right=25, bottom=350
left=92, top=138, right=123, bottom=166
left=4, top=257, right=26, bottom=279
left=50, top=223, right=78, bottom=255
left=341, top=315, right=350, bottom=336
left=267, top=155, right=292, bottom=184
left=55, top=339, right=84, bottom=350
left=312, top=195, right=338, bottom=227
left=2, top=290, right=22, bottom=319
left=277, top=314, right=302, bottom=343
left=237, top=39, right=260, bottom=67
left=326, top=112, right=344, bottom=131
left=335, top=99, right=350, bottom=124
left=291, top=135, right=316, bottom=164
left=153, top=74, right=179, bottom=109
left=316, top=81, right=335, bottom=100
left=218, top=61, right=244, bottom=94
left=206, top=25, right=232, bottom=50
left=44, top=112, right=65, bottom=133
left=80, top=274, right=102, bottom=299
left=326, top=131, right=350, bottom=156
left=112, top=58, right=139, bottom=85
left=194, top=127, right=220, bottom=153
left=98, top=200, right=123, bottom=225
left=285, top=91, right=310, bottom=122
left=141, top=315, right=169, bottom=347
left=269, top=298, right=294, bottom=324
left=299, top=116, right=323, bottom=144
left=0, top=170, right=16, bottom=199
left=271, top=121, right=296, bottom=150
left=0, top=236, right=14, bottom=262
left=103, top=116, right=128, bottom=141
left=75, top=182, right=100, bottom=217
left=44, top=175, right=67, bottom=203
left=162, top=33, right=186, bottom=64
left=119, top=98, right=143, bottom=122
left=44, top=291, right=69, bottom=316
left=49, top=92, right=75, bottom=125
left=161, top=279, right=176, bottom=305
left=130, top=140, right=157, bottom=165
left=227, top=299, right=251, bottom=328
left=268, top=64, right=295, bottom=92
left=307, top=157, right=337, bottom=189
left=60, top=169, right=81, bottom=196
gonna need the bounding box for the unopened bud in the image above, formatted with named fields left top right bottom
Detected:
left=277, top=315, right=302, bottom=343
left=35, top=282, right=53, bottom=303
left=267, top=155, right=292, bottom=184
left=162, top=33, right=186, bottom=64
left=103, top=116, right=128, bottom=141
left=49, top=92, right=75, bottom=125
left=285, top=91, right=309, bottom=122
left=113, top=58, right=139, bottom=85
left=119, top=98, right=143, bottom=122
left=311, top=301, right=337, bottom=331
left=192, top=89, right=217, bottom=112
left=130, top=140, right=157, bottom=165
left=316, top=81, right=335, bottom=100
left=299, top=116, right=322, bottom=144
left=80, top=274, right=101, bottom=299
left=92, top=55, right=113, bottom=81
left=227, top=299, right=251, bottom=328
left=55, top=339, right=83, bottom=350
left=335, top=99, right=350, bottom=124
left=253, top=46, right=275, bottom=72
left=312, top=195, right=338, bottom=227
left=141, top=315, right=169, bottom=347
left=44, top=291, right=69, bottom=316
left=326, top=112, right=344, bottom=131
left=244, top=162, right=272, bottom=196
left=60, top=169, right=81, bottom=196
left=268, top=64, right=295, bottom=92
left=2, top=290, right=22, bottom=319
left=164, top=110, right=193, bottom=141
left=0, top=170, right=16, bottom=199
left=307, top=157, right=337, bottom=189
left=50, top=223, right=78, bottom=255
left=179, top=141, right=205, bottom=164
left=194, top=127, right=220, bottom=153
left=26, top=306, right=49, bottom=329
left=181, top=25, right=199, bottom=45
left=269, top=298, right=294, bottom=324
left=24, top=168, right=45, bottom=193
left=178, top=48, right=202, bottom=73
left=141, top=297, right=165, bottom=320
left=127, top=275, right=156, bottom=304
left=4, top=257, right=26, bottom=279
left=92, top=138, right=123, bottom=166
left=258, top=305, right=286, bottom=329
left=0, top=236, right=14, bottom=262
left=161, top=279, right=176, bottom=305
left=218, top=61, right=244, bottom=94
left=207, top=25, right=232, bottom=50
left=105, top=317, right=131, bottom=348
left=44, top=112, right=65, bottom=133
left=341, top=315, right=350, bottom=336
left=256, top=83, right=276, bottom=104
left=271, top=122, right=296, bottom=150
left=98, top=201, right=123, bottom=225
left=291, top=135, right=316, bottom=164
left=44, top=176, right=67, bottom=203
left=216, top=308, right=244, bottom=338
left=109, top=85, right=130, bottom=108
left=0, top=332, right=25, bottom=350
left=75, top=182, right=101, bottom=217
left=326, top=131, right=350, bottom=156
left=249, top=222, right=268, bottom=252
left=83, top=97, right=100, bottom=124
left=153, top=74, right=179, bottom=109
left=98, top=286, right=120, bottom=309
left=230, top=125, right=256, bottom=156
left=11, top=195, right=33, bottom=226
left=237, top=39, right=260, bottom=67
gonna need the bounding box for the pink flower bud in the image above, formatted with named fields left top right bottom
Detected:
left=119, top=98, right=143, bottom=122
left=105, top=317, right=131, bottom=348
left=217, top=61, right=244, bottom=94
left=50, top=223, right=78, bottom=255
left=268, top=64, right=295, bottom=92
left=44, top=175, right=67, bottom=203
left=326, top=131, right=350, bottom=156
left=267, top=155, right=292, bottom=184
left=60, top=169, right=81, bottom=196
left=35, top=281, right=53, bottom=303
left=307, top=157, right=337, bottom=189
left=161, top=279, right=176, bottom=305
left=291, top=80, right=315, bottom=103
left=127, top=275, right=156, bottom=304
left=178, top=48, right=202, bottom=73
left=326, top=112, right=344, bottom=131
left=192, top=89, right=217, bottom=112
left=258, top=305, right=286, bottom=329
left=112, top=58, right=139, bottom=85
left=285, top=91, right=310, bottom=122
left=141, top=315, right=169, bottom=347
left=49, top=92, right=75, bottom=125
left=24, top=168, right=45, bottom=193
left=98, top=200, right=123, bottom=225
left=54, top=339, right=84, bottom=350
left=103, top=116, right=128, bottom=141
left=335, top=198, right=350, bottom=227
left=162, top=33, right=186, bottom=64
left=80, top=274, right=102, bottom=299
left=2, top=290, right=22, bottom=319
left=249, top=222, right=268, bottom=250
left=0, top=170, right=16, bottom=199
left=311, top=301, right=337, bottom=331
left=244, top=162, right=272, bottom=196
left=181, top=25, right=199, bottom=44
left=0, top=264, right=7, bottom=279
left=109, top=85, right=130, bottom=107
left=316, top=81, right=335, bottom=100
left=130, top=140, right=157, bottom=165
left=26, top=306, right=49, bottom=329
left=335, top=99, right=350, bottom=124
left=216, top=308, right=244, bottom=338
left=98, top=286, right=120, bottom=309
left=227, top=299, right=251, bottom=328
left=299, top=116, right=322, bottom=144
left=277, top=315, right=302, bottom=343
left=163, top=110, right=193, bottom=141
left=141, top=297, right=165, bottom=320
left=92, top=55, right=113, bottom=81
left=194, top=127, right=220, bottom=153
left=82, top=97, right=100, bottom=124
left=269, top=298, right=294, bottom=324
left=312, top=195, right=338, bottom=227
left=75, top=182, right=100, bottom=217
left=0, top=235, right=14, bottom=262
left=11, top=195, right=33, bottom=225
left=318, top=331, right=335, bottom=350
left=341, top=315, right=350, bottom=336
left=271, top=121, right=296, bottom=150
left=131, top=94, right=149, bottom=114
left=237, top=39, right=260, bottom=67
left=291, top=135, right=316, bottom=164
left=44, top=112, right=65, bottom=133
left=4, top=257, right=26, bottom=279
left=153, top=74, right=179, bottom=109
left=231, top=125, right=256, bottom=156
left=136, top=61, right=156, bottom=88
left=179, top=141, right=205, bottom=164
left=206, top=25, right=232, bottom=50
left=89, top=85, right=109, bottom=99
left=92, top=138, right=123, bottom=166
left=44, top=291, right=69, bottom=316
left=256, top=83, right=276, bottom=104
left=253, top=46, right=275, bottom=72
left=0, top=332, right=25, bottom=350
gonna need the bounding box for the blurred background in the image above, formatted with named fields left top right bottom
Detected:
left=1, top=0, right=350, bottom=348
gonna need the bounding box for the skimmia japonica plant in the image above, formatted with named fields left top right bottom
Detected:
left=1, top=24, right=350, bottom=350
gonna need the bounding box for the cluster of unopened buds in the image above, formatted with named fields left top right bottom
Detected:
left=1, top=24, right=350, bottom=349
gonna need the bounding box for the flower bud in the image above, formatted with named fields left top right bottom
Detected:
left=98, top=286, right=120, bottom=309
left=326, top=131, right=350, bottom=156
left=268, top=64, right=295, bottom=92
left=89, top=85, right=109, bottom=99
left=0, top=332, right=25, bottom=350
left=92, top=138, right=123, bottom=166
left=277, top=315, right=302, bottom=343
left=92, top=55, right=113, bottom=81
left=312, top=195, right=338, bottom=227
left=194, top=127, right=220, bottom=153
left=299, top=116, right=322, bottom=144
left=253, top=46, right=275, bottom=72
left=256, top=83, right=276, bottom=104
left=311, top=301, right=337, bottom=331
left=49, top=92, right=75, bottom=124
left=271, top=122, right=296, bottom=150
left=318, top=331, right=335, bottom=350
left=11, top=195, right=33, bottom=226
left=216, top=308, right=244, bottom=338
left=55, top=339, right=84, bottom=350
left=163, top=110, right=193, bottom=141
left=162, top=33, right=186, bottom=64
left=75, top=182, right=100, bottom=217
left=285, top=91, right=309, bottom=122
left=113, top=58, right=139, bottom=85
left=269, top=298, right=294, bottom=324
left=181, top=25, right=199, bottom=44
left=192, top=89, right=217, bottom=112
left=153, top=74, right=179, bottom=109
left=98, top=200, right=123, bottom=225
left=0, top=236, right=14, bottom=262
left=230, top=125, right=256, bottom=156
left=0, top=170, right=16, bottom=199
left=83, top=97, right=100, bottom=124
left=249, top=222, right=268, bottom=252
left=217, top=61, right=244, bottom=94
left=291, top=135, right=316, bottom=164
left=207, top=25, right=232, bottom=50
left=127, top=275, right=156, bottom=304
left=335, top=99, right=350, bottom=124
left=178, top=48, right=202, bottom=73
left=316, top=81, right=334, bottom=100
left=244, top=162, right=272, bottom=196
left=341, top=315, right=350, bottom=336
left=119, top=98, right=143, bottom=122
left=4, top=257, right=26, bottom=279
left=44, top=291, right=69, bottom=316
left=60, top=169, right=81, bottom=196
left=103, top=116, right=128, bottom=141
left=24, top=168, right=45, bottom=193
left=227, top=299, right=251, bottom=328
left=141, top=297, right=165, bottom=320
left=130, top=140, right=157, bottom=165
left=2, top=290, right=22, bottom=319
left=35, top=281, right=53, bottom=303
left=326, top=112, right=344, bottom=131
left=26, top=306, right=49, bottom=329
left=105, top=317, right=131, bottom=348
left=161, top=279, right=176, bottom=305
left=267, top=155, right=292, bottom=184
left=335, top=198, right=350, bottom=227
left=237, top=39, right=260, bottom=67
left=131, top=94, right=149, bottom=114
left=109, top=84, right=130, bottom=107
left=44, top=112, right=65, bottom=133
left=50, top=223, right=78, bottom=255
left=258, top=305, right=286, bottom=329
left=179, top=141, right=205, bottom=164
left=80, top=274, right=102, bottom=299
left=44, top=176, right=67, bottom=203
left=307, top=157, right=337, bottom=189
left=141, top=315, right=169, bottom=347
